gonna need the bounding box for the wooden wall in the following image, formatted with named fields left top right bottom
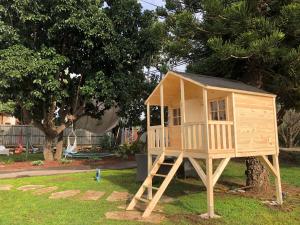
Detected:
left=234, top=93, right=277, bottom=155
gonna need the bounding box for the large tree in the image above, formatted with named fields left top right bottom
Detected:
left=0, top=0, right=163, bottom=161
left=159, top=0, right=300, bottom=191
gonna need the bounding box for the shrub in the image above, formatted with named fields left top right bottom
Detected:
left=60, top=158, right=73, bottom=164
left=115, top=141, right=146, bottom=159
left=31, top=160, right=44, bottom=166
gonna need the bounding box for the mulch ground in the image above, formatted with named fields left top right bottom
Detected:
left=0, top=156, right=135, bottom=172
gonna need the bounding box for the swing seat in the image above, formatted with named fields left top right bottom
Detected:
left=63, top=128, right=78, bottom=158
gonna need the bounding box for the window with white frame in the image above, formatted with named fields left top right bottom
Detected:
left=209, top=99, right=226, bottom=121
left=172, top=108, right=181, bottom=125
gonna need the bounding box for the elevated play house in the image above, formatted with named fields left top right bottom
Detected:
left=127, top=71, right=283, bottom=218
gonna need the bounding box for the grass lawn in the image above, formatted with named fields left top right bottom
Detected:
left=0, top=159, right=299, bottom=225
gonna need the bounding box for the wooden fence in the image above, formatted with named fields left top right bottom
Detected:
left=0, top=125, right=104, bottom=147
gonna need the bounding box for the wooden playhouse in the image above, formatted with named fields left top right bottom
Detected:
left=127, top=71, right=283, bottom=218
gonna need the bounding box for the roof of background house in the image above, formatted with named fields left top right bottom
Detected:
left=172, top=71, right=272, bottom=95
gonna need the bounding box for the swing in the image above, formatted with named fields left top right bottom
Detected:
left=64, top=127, right=78, bottom=157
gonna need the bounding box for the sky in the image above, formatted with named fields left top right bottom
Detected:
left=140, top=0, right=187, bottom=72
left=140, top=0, right=165, bottom=10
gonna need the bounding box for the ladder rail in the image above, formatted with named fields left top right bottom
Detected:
left=127, top=153, right=165, bottom=210
left=142, top=152, right=183, bottom=217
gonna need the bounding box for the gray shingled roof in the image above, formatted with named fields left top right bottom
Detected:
left=173, top=71, right=272, bottom=95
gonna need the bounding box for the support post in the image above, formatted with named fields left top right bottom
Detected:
left=180, top=79, right=185, bottom=150
left=272, top=154, right=283, bottom=204
left=202, top=88, right=209, bottom=152
left=160, top=84, right=165, bottom=151
left=147, top=102, right=152, bottom=200
left=206, top=157, right=214, bottom=218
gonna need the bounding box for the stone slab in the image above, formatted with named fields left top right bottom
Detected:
left=17, top=185, right=45, bottom=191
left=105, top=211, right=164, bottom=224
left=80, top=191, right=105, bottom=201
left=49, top=190, right=80, bottom=199
left=106, top=191, right=131, bottom=202
left=33, top=186, right=58, bottom=195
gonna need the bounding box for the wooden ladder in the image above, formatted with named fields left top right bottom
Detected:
left=127, top=152, right=183, bottom=217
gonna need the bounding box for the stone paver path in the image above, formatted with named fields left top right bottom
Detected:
left=105, top=211, right=165, bottom=224
left=106, top=191, right=131, bottom=202
left=0, top=184, right=13, bottom=190
left=17, top=185, right=45, bottom=191
left=49, top=190, right=80, bottom=199
left=80, top=191, right=105, bottom=201
left=33, top=186, right=58, bottom=195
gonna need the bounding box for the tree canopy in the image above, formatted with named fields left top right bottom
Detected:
left=159, top=0, right=300, bottom=123
left=0, top=0, right=163, bottom=160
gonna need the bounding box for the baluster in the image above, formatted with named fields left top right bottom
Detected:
left=210, top=124, right=215, bottom=150
left=227, top=125, right=232, bottom=149
left=222, top=124, right=227, bottom=149
left=216, top=124, right=221, bottom=149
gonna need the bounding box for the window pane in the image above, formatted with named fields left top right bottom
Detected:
left=210, top=101, right=218, bottom=111
left=219, top=100, right=225, bottom=110
left=173, top=118, right=178, bottom=125
left=211, top=112, right=218, bottom=120
left=173, top=109, right=177, bottom=117
left=178, top=108, right=181, bottom=117
left=219, top=111, right=226, bottom=120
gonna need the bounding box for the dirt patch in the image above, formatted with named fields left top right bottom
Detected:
left=80, top=191, right=105, bottom=201
left=105, top=211, right=165, bottom=224
left=167, top=213, right=220, bottom=225
left=0, top=157, right=135, bottom=172
left=33, top=186, right=58, bottom=195
left=0, top=184, right=13, bottom=190
left=17, top=185, right=45, bottom=191
left=118, top=202, right=164, bottom=213
left=49, top=190, right=80, bottom=199
left=106, top=191, right=132, bottom=202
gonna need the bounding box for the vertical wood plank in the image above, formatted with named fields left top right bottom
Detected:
left=147, top=153, right=152, bottom=200
left=227, top=125, right=232, bottom=149
left=232, top=93, right=238, bottom=156
left=222, top=124, right=227, bottom=149
left=180, top=79, right=185, bottom=151
left=160, top=85, right=165, bottom=151
left=187, top=126, right=191, bottom=149
left=206, top=157, right=214, bottom=217
left=193, top=125, right=197, bottom=149
left=210, top=124, right=215, bottom=150
left=273, top=97, right=279, bottom=155
left=203, top=88, right=209, bottom=152
left=272, top=154, right=283, bottom=204
left=216, top=124, right=221, bottom=149
left=147, top=103, right=150, bottom=149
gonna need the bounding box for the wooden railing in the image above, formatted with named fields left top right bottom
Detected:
left=148, top=125, right=181, bottom=150
left=182, top=122, right=206, bottom=151
left=148, top=125, right=163, bottom=150
left=208, top=121, right=234, bottom=151
left=148, top=120, right=235, bottom=152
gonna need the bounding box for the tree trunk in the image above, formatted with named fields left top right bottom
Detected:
left=54, top=132, right=64, bottom=160
left=43, top=136, right=54, bottom=161
left=245, top=157, right=270, bottom=192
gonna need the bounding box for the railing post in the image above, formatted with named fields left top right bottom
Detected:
left=160, top=84, right=165, bottom=151
left=180, top=79, right=186, bottom=151
left=203, top=88, right=209, bottom=152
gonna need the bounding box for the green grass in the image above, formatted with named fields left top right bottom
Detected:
left=0, top=161, right=299, bottom=225
left=0, top=152, right=44, bottom=163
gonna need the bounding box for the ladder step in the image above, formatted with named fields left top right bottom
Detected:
left=135, top=197, right=149, bottom=203
left=143, top=185, right=159, bottom=191
left=152, top=173, right=167, bottom=178
left=159, top=162, right=174, bottom=166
